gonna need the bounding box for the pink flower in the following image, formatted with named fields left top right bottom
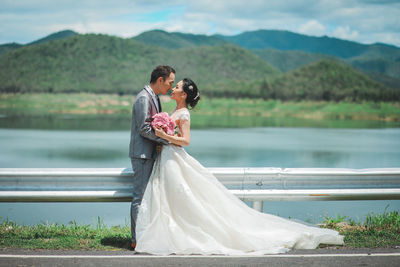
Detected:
left=151, top=112, right=176, bottom=136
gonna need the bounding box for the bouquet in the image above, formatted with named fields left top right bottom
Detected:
left=151, top=112, right=176, bottom=136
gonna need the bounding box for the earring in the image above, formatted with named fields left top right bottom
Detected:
left=181, top=96, right=184, bottom=98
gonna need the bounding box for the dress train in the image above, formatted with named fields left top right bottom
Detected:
left=135, top=144, right=344, bottom=255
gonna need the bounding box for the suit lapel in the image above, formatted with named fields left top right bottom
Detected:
left=143, top=88, right=160, bottom=113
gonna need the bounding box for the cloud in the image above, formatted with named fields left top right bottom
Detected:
left=299, top=20, right=326, bottom=36
left=332, top=26, right=360, bottom=41
left=0, top=0, right=399, bottom=47
left=0, top=0, right=185, bottom=43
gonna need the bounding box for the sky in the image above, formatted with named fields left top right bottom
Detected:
left=1, top=0, right=400, bottom=47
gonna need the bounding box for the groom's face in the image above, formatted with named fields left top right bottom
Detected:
left=160, top=73, right=175, bottom=95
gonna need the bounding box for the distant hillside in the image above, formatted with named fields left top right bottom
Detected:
left=219, top=30, right=400, bottom=84
left=0, top=30, right=79, bottom=56
left=134, top=30, right=333, bottom=72
left=0, top=34, right=279, bottom=96
left=253, top=48, right=400, bottom=90
left=349, top=57, right=400, bottom=82
left=2, top=29, right=399, bottom=88
left=171, top=44, right=280, bottom=97
left=253, top=48, right=333, bottom=72
left=133, top=29, right=227, bottom=48
left=267, top=60, right=399, bottom=101
left=0, top=34, right=154, bottom=94
left=1, top=31, right=397, bottom=101
left=28, top=30, right=79, bottom=45
left=346, top=43, right=400, bottom=85
left=0, top=43, right=23, bottom=56
left=133, top=29, right=400, bottom=87
left=363, top=72, right=400, bottom=90
left=217, top=30, right=370, bottom=58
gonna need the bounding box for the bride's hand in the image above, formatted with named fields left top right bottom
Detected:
left=154, top=127, right=168, bottom=139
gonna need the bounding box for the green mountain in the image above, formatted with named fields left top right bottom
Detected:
left=3, top=29, right=399, bottom=86
left=346, top=43, right=400, bottom=85
left=253, top=48, right=333, bottom=72
left=219, top=30, right=400, bottom=84
left=133, top=29, right=399, bottom=60
left=133, top=29, right=227, bottom=48
left=0, top=33, right=279, bottom=96
left=362, top=72, right=400, bottom=90
left=251, top=48, right=400, bottom=90
left=348, top=56, right=400, bottom=82
left=0, top=30, right=79, bottom=56
left=218, top=29, right=368, bottom=58
left=267, top=60, right=399, bottom=101
left=135, top=29, right=400, bottom=88
left=0, top=43, right=23, bottom=56
left=28, top=30, right=79, bottom=45
left=0, top=30, right=397, bottom=101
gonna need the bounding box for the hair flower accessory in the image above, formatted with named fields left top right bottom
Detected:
left=188, top=85, right=193, bottom=90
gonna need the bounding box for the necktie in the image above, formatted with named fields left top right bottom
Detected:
left=156, top=95, right=162, bottom=112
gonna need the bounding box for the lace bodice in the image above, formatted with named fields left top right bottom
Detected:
left=170, top=108, right=190, bottom=136
left=171, top=108, right=190, bottom=123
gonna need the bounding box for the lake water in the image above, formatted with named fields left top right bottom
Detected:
left=0, top=119, right=399, bottom=226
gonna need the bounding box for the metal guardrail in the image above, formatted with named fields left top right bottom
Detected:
left=1, top=168, right=400, bottom=211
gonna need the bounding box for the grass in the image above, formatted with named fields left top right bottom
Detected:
left=0, top=93, right=134, bottom=116
left=1, top=93, right=400, bottom=129
left=321, top=209, right=400, bottom=248
left=0, top=217, right=131, bottom=251
left=1, top=211, right=399, bottom=251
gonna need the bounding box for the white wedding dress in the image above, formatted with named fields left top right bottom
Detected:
left=135, top=108, right=343, bottom=255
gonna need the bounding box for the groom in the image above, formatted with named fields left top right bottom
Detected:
left=129, top=65, right=175, bottom=250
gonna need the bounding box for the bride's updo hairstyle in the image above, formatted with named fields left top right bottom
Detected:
left=182, top=78, right=200, bottom=109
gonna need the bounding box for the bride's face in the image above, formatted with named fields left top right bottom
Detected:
left=170, top=81, right=186, bottom=101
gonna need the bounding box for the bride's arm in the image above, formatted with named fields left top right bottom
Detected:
left=154, top=120, right=191, bottom=146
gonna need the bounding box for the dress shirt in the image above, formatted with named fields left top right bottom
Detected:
left=144, top=85, right=160, bottom=112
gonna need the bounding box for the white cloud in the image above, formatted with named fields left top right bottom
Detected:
left=0, top=0, right=185, bottom=43
left=299, top=20, right=326, bottom=36
left=0, top=0, right=399, bottom=47
left=332, top=26, right=360, bottom=41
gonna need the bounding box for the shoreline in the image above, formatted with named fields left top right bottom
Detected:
left=1, top=93, right=400, bottom=129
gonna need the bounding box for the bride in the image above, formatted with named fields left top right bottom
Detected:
left=135, top=78, right=344, bottom=255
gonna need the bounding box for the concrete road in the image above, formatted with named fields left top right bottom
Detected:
left=1, top=248, right=399, bottom=267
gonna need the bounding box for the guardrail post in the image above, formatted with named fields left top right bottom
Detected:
left=252, top=200, right=263, bottom=212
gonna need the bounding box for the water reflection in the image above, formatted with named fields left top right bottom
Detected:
left=0, top=115, right=131, bottom=131
left=31, top=148, right=125, bottom=161
left=1, top=114, right=399, bottom=130
left=188, top=128, right=400, bottom=168
left=1, top=127, right=399, bottom=169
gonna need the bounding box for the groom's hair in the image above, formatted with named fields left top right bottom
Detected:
left=150, top=65, right=176, bottom=84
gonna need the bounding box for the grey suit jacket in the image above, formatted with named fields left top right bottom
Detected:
left=129, top=88, right=169, bottom=159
